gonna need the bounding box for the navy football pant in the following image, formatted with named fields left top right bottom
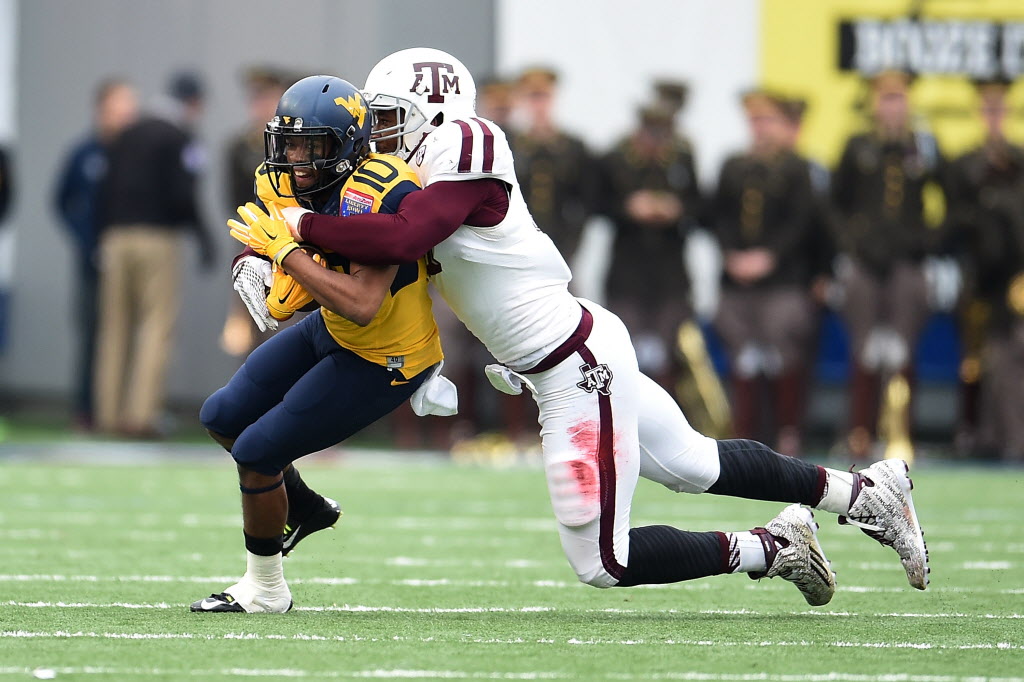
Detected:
left=200, top=312, right=428, bottom=475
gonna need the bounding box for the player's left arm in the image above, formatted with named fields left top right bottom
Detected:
left=279, top=250, right=397, bottom=327
left=295, top=178, right=509, bottom=264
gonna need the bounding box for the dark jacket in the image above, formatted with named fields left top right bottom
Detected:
left=599, top=135, right=701, bottom=302
left=713, top=150, right=815, bottom=288
left=99, top=114, right=212, bottom=264
left=831, top=130, right=945, bottom=274
left=54, top=136, right=107, bottom=263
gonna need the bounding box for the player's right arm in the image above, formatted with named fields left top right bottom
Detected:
left=229, top=202, right=398, bottom=327
left=279, top=250, right=397, bottom=327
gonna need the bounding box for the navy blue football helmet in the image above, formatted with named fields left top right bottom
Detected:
left=264, top=75, right=372, bottom=198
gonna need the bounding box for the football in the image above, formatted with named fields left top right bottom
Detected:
left=266, top=246, right=329, bottom=320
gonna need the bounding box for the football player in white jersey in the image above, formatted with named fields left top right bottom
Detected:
left=234, top=48, right=929, bottom=603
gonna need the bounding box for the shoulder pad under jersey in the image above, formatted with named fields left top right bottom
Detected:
left=414, top=118, right=515, bottom=185
left=341, top=154, right=421, bottom=216
left=253, top=163, right=301, bottom=209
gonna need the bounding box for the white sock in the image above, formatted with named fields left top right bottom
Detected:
left=816, top=469, right=855, bottom=515
left=245, top=550, right=285, bottom=589
left=726, top=531, right=771, bottom=574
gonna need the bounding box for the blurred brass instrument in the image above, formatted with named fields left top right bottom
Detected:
left=880, top=373, right=914, bottom=464
left=675, top=321, right=732, bottom=439
left=1007, top=272, right=1024, bottom=316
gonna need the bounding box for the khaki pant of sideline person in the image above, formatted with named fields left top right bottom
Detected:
left=94, top=225, right=182, bottom=434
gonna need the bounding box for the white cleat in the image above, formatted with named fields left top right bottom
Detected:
left=753, top=504, right=836, bottom=606
left=190, top=575, right=293, bottom=613
left=841, top=459, right=929, bottom=590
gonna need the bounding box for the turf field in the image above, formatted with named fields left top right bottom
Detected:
left=1, top=444, right=1022, bottom=681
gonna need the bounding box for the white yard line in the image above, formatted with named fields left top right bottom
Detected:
left=1, top=631, right=1021, bottom=651
left=1, top=669, right=1022, bottom=681
left=0, top=574, right=1021, bottom=594
left=5, top=601, right=1024, bottom=620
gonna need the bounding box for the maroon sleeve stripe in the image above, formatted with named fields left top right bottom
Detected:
left=454, top=120, right=474, bottom=173
left=472, top=118, right=495, bottom=173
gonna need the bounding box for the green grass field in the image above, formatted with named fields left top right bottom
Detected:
left=1, top=445, right=1022, bottom=681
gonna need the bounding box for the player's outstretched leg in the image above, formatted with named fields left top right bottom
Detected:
left=702, top=440, right=928, bottom=589
left=834, top=459, right=929, bottom=590
left=614, top=506, right=835, bottom=606
left=281, top=464, right=342, bottom=557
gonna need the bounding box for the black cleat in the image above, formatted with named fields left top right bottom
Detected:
left=282, top=496, right=342, bottom=556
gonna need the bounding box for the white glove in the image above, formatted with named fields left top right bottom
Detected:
left=409, top=361, right=459, bottom=417
left=232, top=256, right=277, bottom=332
left=280, top=206, right=313, bottom=240
left=484, top=363, right=535, bottom=396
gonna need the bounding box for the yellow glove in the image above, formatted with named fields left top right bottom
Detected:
left=227, top=202, right=301, bottom=266
left=266, top=247, right=329, bottom=321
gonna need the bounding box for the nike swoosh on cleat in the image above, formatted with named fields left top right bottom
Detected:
left=281, top=530, right=300, bottom=550
left=390, top=378, right=410, bottom=386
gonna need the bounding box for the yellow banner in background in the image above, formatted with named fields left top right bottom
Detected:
left=760, top=0, right=1024, bottom=166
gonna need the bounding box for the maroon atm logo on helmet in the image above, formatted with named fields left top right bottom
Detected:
left=411, top=62, right=461, bottom=104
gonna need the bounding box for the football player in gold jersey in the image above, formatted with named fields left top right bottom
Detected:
left=193, top=76, right=445, bottom=613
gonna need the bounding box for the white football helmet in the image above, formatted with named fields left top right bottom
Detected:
left=362, top=47, right=477, bottom=160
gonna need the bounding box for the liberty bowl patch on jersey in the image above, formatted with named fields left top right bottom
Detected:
left=341, top=188, right=375, bottom=216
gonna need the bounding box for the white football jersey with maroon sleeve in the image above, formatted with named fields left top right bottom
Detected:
left=409, top=117, right=582, bottom=370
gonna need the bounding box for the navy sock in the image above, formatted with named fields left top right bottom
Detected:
left=244, top=531, right=283, bottom=557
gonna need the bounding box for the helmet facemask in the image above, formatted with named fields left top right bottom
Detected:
left=364, top=92, right=431, bottom=160
left=264, top=117, right=361, bottom=198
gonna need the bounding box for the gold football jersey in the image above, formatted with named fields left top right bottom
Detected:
left=254, top=155, right=442, bottom=379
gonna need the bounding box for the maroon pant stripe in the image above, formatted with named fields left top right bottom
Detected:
left=454, top=120, right=474, bottom=173
left=577, top=344, right=624, bottom=581
left=813, top=465, right=828, bottom=506
left=472, top=118, right=495, bottom=173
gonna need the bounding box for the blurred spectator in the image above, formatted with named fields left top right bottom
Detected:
left=220, top=66, right=293, bottom=358
left=224, top=66, right=293, bottom=211
left=711, top=90, right=817, bottom=454
left=53, top=78, right=139, bottom=430
left=944, top=78, right=1024, bottom=461
left=779, top=97, right=837, bottom=305
left=477, top=76, right=515, bottom=130
left=831, top=70, right=945, bottom=460
left=510, top=67, right=597, bottom=262
left=94, top=71, right=215, bottom=437
left=778, top=96, right=839, bottom=452
left=0, top=145, right=10, bottom=223
left=0, top=144, right=10, bottom=358
left=599, top=102, right=721, bottom=432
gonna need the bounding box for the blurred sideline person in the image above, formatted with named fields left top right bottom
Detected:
left=220, top=66, right=295, bottom=358
left=944, top=78, right=1024, bottom=461
left=238, top=48, right=930, bottom=609
left=711, top=90, right=817, bottom=455
left=0, top=145, right=10, bottom=225
left=512, top=67, right=596, bottom=264
left=94, top=71, right=215, bottom=437
left=54, top=78, right=139, bottom=431
left=194, top=76, right=452, bottom=613
left=477, top=75, right=515, bottom=130
left=600, top=101, right=727, bottom=437
left=777, top=95, right=838, bottom=452
left=831, top=70, right=945, bottom=461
